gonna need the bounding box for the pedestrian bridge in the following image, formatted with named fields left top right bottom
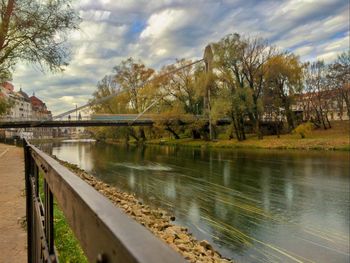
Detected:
left=0, top=114, right=232, bottom=128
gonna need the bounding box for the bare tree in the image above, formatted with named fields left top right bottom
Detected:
left=327, top=51, right=350, bottom=119
left=304, top=61, right=332, bottom=129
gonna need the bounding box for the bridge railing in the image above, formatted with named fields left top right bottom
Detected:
left=23, top=139, right=185, bottom=263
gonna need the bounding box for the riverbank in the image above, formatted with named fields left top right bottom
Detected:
left=118, top=121, right=349, bottom=151
left=57, top=158, right=231, bottom=263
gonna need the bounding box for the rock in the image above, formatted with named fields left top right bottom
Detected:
left=177, top=243, right=189, bottom=252
left=141, top=208, right=150, bottom=215
left=200, top=240, right=213, bottom=251
left=194, top=244, right=206, bottom=255
left=165, top=236, right=174, bottom=244
left=164, top=227, right=176, bottom=237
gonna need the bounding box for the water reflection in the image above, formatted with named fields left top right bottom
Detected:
left=39, top=141, right=350, bottom=263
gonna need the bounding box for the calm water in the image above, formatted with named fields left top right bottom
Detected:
left=40, top=141, right=350, bottom=263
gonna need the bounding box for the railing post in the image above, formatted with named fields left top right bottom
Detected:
left=44, top=180, right=54, bottom=256
left=23, top=139, right=33, bottom=263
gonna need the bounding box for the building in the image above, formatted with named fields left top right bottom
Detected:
left=0, top=83, right=32, bottom=120
left=30, top=93, right=52, bottom=120
left=0, top=83, right=53, bottom=139
left=293, top=86, right=350, bottom=122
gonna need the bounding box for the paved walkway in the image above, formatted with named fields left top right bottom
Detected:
left=0, top=143, right=27, bottom=263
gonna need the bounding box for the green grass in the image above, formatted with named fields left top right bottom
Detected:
left=144, top=121, right=350, bottom=151
left=38, top=173, right=88, bottom=263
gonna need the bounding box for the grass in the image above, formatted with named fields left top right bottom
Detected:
left=38, top=173, right=88, bottom=263
left=145, top=121, right=350, bottom=151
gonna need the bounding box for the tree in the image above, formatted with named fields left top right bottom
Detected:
left=211, top=86, right=253, bottom=141
left=213, top=33, right=275, bottom=139
left=265, top=53, right=303, bottom=130
left=0, top=96, right=11, bottom=115
left=0, top=0, right=80, bottom=80
left=90, top=75, right=119, bottom=114
left=158, top=59, right=207, bottom=139
left=327, top=51, right=350, bottom=118
left=113, top=58, right=155, bottom=140
left=152, top=107, right=186, bottom=140
left=304, top=61, right=332, bottom=129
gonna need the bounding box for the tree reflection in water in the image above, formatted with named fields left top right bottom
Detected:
left=40, top=141, right=349, bottom=263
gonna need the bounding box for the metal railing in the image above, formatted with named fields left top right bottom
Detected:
left=23, top=139, right=186, bottom=263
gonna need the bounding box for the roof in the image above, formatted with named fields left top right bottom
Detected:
left=30, top=95, right=44, bottom=106
left=18, top=88, right=30, bottom=100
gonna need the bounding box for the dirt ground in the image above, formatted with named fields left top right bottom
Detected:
left=0, top=143, right=27, bottom=263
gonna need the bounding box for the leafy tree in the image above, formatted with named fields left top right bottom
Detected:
left=213, top=33, right=275, bottom=139
left=152, top=107, right=186, bottom=139
left=212, top=34, right=252, bottom=140
left=0, top=96, right=11, bottom=115
left=0, top=0, right=80, bottom=80
left=90, top=75, right=119, bottom=114
left=113, top=58, right=155, bottom=141
left=158, top=59, right=206, bottom=139
left=265, top=53, right=304, bottom=130
left=211, top=84, right=254, bottom=141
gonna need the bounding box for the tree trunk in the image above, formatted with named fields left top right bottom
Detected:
left=192, top=129, right=201, bottom=139
left=341, top=91, right=350, bottom=118
left=165, top=126, right=180, bottom=139
left=128, top=128, right=139, bottom=141
left=318, top=108, right=327, bottom=130
left=139, top=127, right=146, bottom=141
left=281, top=96, right=295, bottom=131
left=231, top=115, right=242, bottom=141
left=325, top=113, right=332, bottom=129
left=125, top=133, right=130, bottom=143
left=239, top=116, right=246, bottom=140
left=0, top=0, right=15, bottom=50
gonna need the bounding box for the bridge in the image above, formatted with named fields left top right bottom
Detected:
left=0, top=57, right=211, bottom=130
left=0, top=115, right=232, bottom=129
left=0, top=118, right=154, bottom=128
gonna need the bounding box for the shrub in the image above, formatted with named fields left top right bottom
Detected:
left=293, top=122, right=313, bottom=138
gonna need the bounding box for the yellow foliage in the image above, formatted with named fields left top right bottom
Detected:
left=293, top=122, right=313, bottom=138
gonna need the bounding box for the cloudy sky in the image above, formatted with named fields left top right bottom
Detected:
left=12, top=0, right=349, bottom=115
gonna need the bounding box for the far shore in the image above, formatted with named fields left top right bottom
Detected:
left=27, top=120, right=349, bottom=151
left=104, top=121, right=350, bottom=151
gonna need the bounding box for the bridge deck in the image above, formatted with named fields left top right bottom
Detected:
left=0, top=119, right=155, bottom=128
left=0, top=143, right=27, bottom=262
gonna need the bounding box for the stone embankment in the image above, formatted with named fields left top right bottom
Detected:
left=58, top=159, right=232, bottom=263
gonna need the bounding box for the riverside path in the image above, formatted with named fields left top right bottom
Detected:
left=0, top=143, right=27, bottom=263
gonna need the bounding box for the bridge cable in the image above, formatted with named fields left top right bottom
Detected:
left=52, top=58, right=204, bottom=120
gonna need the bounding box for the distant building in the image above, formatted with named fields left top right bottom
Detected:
left=0, top=83, right=32, bottom=120
left=0, top=83, right=53, bottom=139
left=293, top=86, right=350, bottom=121
left=30, top=94, right=52, bottom=120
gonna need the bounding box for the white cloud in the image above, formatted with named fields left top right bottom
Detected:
left=294, top=46, right=313, bottom=57
left=141, top=9, right=187, bottom=39
left=11, top=0, right=349, bottom=114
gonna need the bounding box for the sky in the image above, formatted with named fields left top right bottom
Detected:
left=12, top=0, right=349, bottom=115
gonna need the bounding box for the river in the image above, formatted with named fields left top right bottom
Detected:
left=40, top=141, right=350, bottom=263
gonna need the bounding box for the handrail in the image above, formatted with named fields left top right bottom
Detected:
left=23, top=139, right=186, bottom=263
